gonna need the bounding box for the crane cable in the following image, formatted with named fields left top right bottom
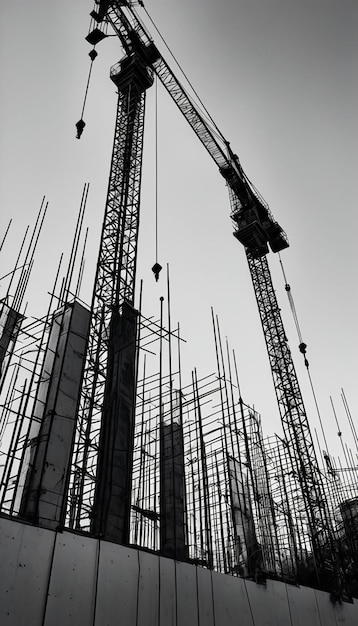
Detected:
left=75, top=48, right=98, bottom=139
left=155, top=76, right=158, bottom=263
left=279, top=254, right=306, bottom=356
left=152, top=75, right=162, bottom=282
left=139, top=4, right=227, bottom=146
left=278, top=253, right=330, bottom=455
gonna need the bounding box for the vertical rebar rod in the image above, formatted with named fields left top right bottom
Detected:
left=75, top=227, right=89, bottom=299
left=214, top=448, right=227, bottom=573
left=14, top=199, right=48, bottom=312
left=330, top=396, right=350, bottom=468
left=5, top=226, right=29, bottom=301
left=192, top=377, right=205, bottom=563
left=62, top=184, right=89, bottom=303
left=0, top=380, right=28, bottom=508
left=277, top=445, right=298, bottom=579
left=193, top=368, right=213, bottom=568
left=232, top=351, right=256, bottom=576
left=166, top=266, right=176, bottom=554
left=0, top=219, right=12, bottom=253
left=341, top=389, right=358, bottom=452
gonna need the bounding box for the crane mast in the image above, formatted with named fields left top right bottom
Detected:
left=70, top=0, right=336, bottom=583
left=247, top=252, right=334, bottom=572
left=69, top=48, right=153, bottom=538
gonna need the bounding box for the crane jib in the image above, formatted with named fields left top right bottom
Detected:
left=87, top=2, right=289, bottom=258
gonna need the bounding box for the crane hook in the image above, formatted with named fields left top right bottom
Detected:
left=152, top=262, right=162, bottom=282
left=75, top=119, right=86, bottom=140
left=75, top=48, right=98, bottom=139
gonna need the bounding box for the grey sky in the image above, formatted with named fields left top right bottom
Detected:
left=0, top=0, right=357, bottom=458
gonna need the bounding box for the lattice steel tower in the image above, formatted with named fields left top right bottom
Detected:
left=69, top=48, right=155, bottom=541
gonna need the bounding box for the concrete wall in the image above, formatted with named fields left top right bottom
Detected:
left=0, top=515, right=357, bottom=626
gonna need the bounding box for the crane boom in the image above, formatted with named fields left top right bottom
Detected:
left=89, top=0, right=289, bottom=257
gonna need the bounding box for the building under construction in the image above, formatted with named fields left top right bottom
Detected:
left=1, top=2, right=357, bottom=624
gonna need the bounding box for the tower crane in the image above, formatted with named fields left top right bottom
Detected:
left=70, top=0, right=337, bottom=586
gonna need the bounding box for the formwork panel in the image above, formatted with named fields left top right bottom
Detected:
left=0, top=517, right=54, bottom=625
left=286, top=584, right=320, bottom=626
left=92, top=304, right=138, bottom=544
left=159, top=555, right=177, bottom=626
left=212, top=570, right=254, bottom=626
left=44, top=531, right=98, bottom=626
left=244, top=577, right=291, bottom=626
left=94, top=541, right=139, bottom=626
left=36, top=303, right=90, bottom=526
left=20, top=302, right=90, bottom=528
left=137, top=550, right=159, bottom=626
left=160, top=421, right=186, bottom=559
left=197, top=567, right=214, bottom=626
left=176, top=560, right=199, bottom=626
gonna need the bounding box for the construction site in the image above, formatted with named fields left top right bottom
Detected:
left=0, top=1, right=357, bottom=624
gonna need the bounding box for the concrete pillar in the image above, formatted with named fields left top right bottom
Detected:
left=20, top=301, right=90, bottom=528
left=91, top=302, right=138, bottom=544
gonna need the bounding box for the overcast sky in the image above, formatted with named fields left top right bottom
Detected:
left=0, top=0, right=357, bottom=460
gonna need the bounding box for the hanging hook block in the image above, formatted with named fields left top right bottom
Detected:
left=152, top=262, right=162, bottom=282
left=89, top=49, right=98, bottom=62
left=75, top=119, right=86, bottom=139
left=299, top=342, right=307, bottom=354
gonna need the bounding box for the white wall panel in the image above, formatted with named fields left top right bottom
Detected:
left=44, top=531, right=98, bottom=626
left=196, top=567, right=214, bottom=626
left=245, top=578, right=291, bottom=626
left=94, top=541, right=139, bottom=626
left=137, top=551, right=159, bottom=626
left=212, top=570, right=254, bottom=626
left=0, top=517, right=54, bottom=626
left=2, top=519, right=358, bottom=626
left=286, top=584, right=320, bottom=626
left=334, top=597, right=358, bottom=625
left=176, top=560, right=198, bottom=626
left=159, top=555, right=177, bottom=626
left=314, top=589, right=339, bottom=625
